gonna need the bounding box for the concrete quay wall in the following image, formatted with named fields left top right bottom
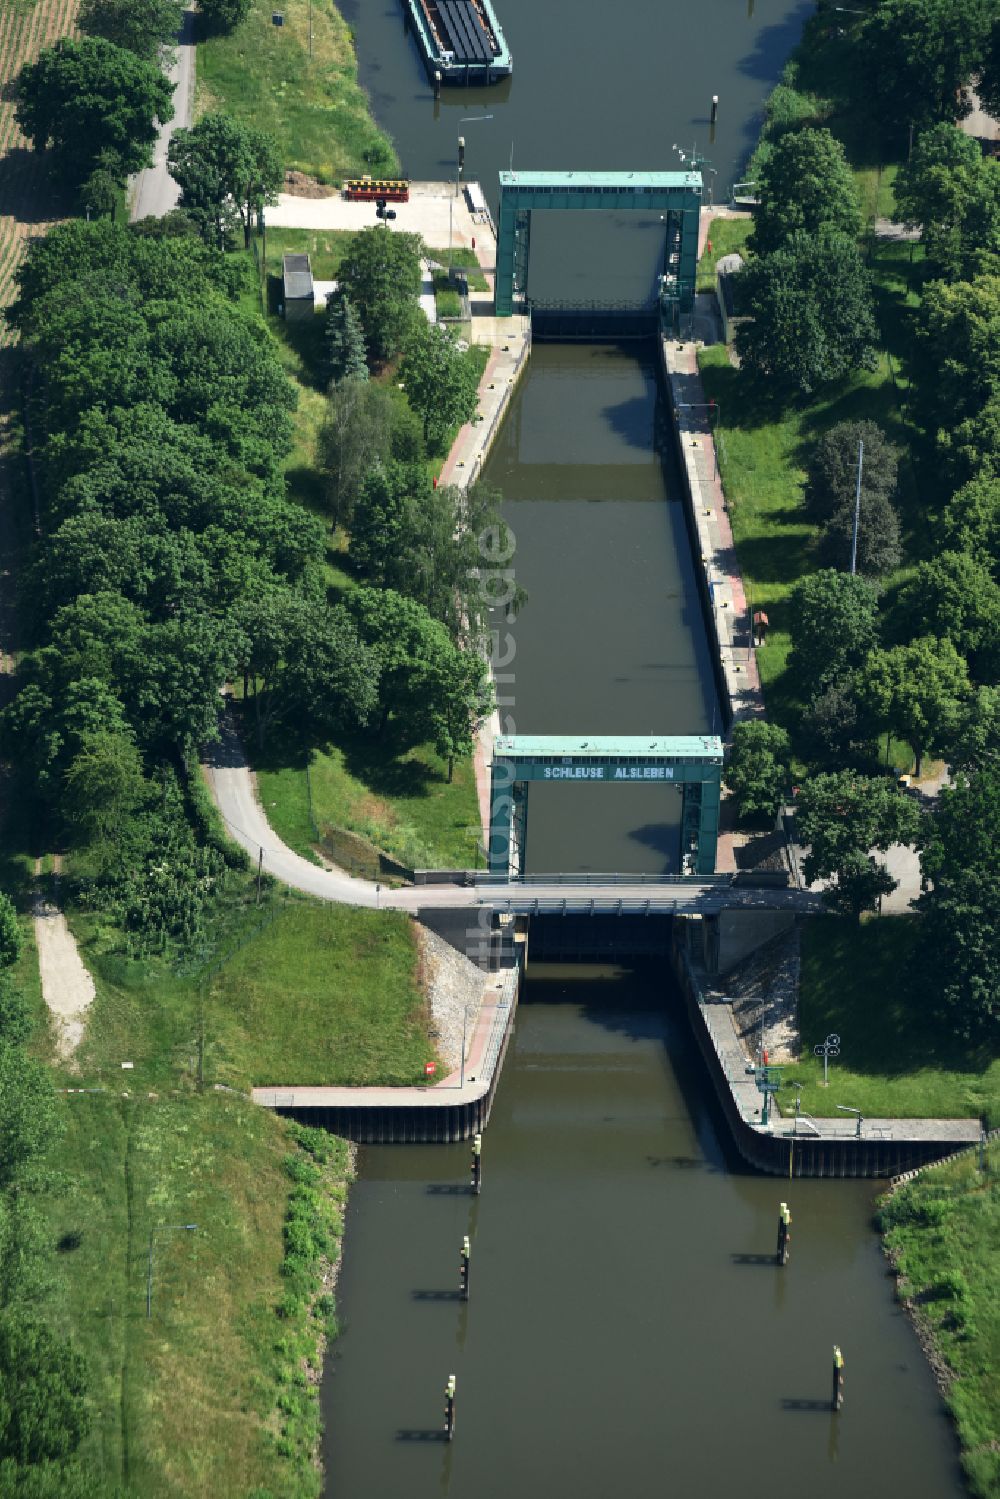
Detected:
left=660, top=336, right=764, bottom=729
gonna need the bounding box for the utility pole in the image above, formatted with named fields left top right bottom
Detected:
left=850, top=439, right=864, bottom=575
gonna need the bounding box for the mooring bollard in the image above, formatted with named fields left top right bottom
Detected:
left=460, top=1235, right=470, bottom=1301
left=831, top=1345, right=845, bottom=1411
left=471, top=1131, right=482, bottom=1195
left=444, top=1373, right=457, bottom=1440
left=776, top=1201, right=792, bottom=1266
left=434, top=69, right=442, bottom=99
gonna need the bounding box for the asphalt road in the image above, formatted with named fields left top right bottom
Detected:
left=130, top=8, right=196, bottom=223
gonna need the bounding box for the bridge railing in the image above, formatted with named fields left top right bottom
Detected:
left=473, top=872, right=733, bottom=887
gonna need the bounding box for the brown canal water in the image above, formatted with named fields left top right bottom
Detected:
left=321, top=965, right=963, bottom=1497
left=319, top=4, right=965, bottom=1492
left=482, top=340, right=717, bottom=873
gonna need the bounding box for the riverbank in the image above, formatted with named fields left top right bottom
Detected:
left=879, top=1143, right=1000, bottom=1499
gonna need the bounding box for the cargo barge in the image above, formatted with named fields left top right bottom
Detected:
left=403, top=0, right=512, bottom=84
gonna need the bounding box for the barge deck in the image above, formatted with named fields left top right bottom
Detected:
left=404, top=0, right=512, bottom=84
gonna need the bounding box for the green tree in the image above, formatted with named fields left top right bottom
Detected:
left=894, top=122, right=1000, bottom=280
left=750, top=128, right=862, bottom=256
left=63, top=731, right=146, bottom=861
left=859, top=636, right=971, bottom=776
left=325, top=289, right=368, bottom=384
left=0, top=1048, right=61, bottom=1192
left=336, top=228, right=423, bottom=364
left=735, top=232, right=879, bottom=395
left=168, top=113, right=283, bottom=248
left=78, top=0, right=184, bottom=60
left=16, top=37, right=172, bottom=188
left=400, top=321, right=480, bottom=449
left=941, top=470, right=1000, bottom=562
left=804, top=420, right=899, bottom=525
left=80, top=151, right=123, bottom=222
left=234, top=591, right=377, bottom=750
left=864, top=0, right=992, bottom=138
left=802, top=677, right=871, bottom=767
left=724, top=720, right=791, bottom=823
left=816, top=491, right=901, bottom=576
left=0, top=978, right=29, bottom=1050
left=914, top=273, right=1000, bottom=441
left=796, top=771, right=922, bottom=918
left=788, top=569, right=880, bottom=695
left=917, top=761, right=1000, bottom=1039
left=945, top=684, right=1000, bottom=771
left=0, top=897, right=20, bottom=973
left=196, top=0, right=252, bottom=36
left=0, top=1316, right=88, bottom=1464
left=344, top=587, right=486, bottom=761
left=318, top=380, right=397, bottom=529
left=896, top=552, right=1000, bottom=679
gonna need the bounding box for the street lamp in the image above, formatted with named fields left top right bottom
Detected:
left=147, top=1223, right=197, bottom=1318
left=836, top=1104, right=864, bottom=1138
left=450, top=114, right=493, bottom=277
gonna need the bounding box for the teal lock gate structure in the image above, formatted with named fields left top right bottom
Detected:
left=494, top=169, right=703, bottom=320
left=487, top=735, right=724, bottom=877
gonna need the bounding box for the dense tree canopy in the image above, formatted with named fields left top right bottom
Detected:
left=796, top=771, right=922, bottom=918
left=196, top=0, right=252, bottom=36
left=817, top=491, right=901, bottom=577
left=896, top=552, right=1000, bottom=679
left=400, top=321, right=480, bottom=448
left=859, top=636, right=971, bottom=776
left=918, top=761, right=1000, bottom=1039
left=894, top=122, right=1000, bottom=281
left=750, top=128, right=862, bottom=256
left=788, top=569, right=880, bottom=695
left=863, top=0, right=992, bottom=137
left=16, top=37, right=173, bottom=188
left=735, top=232, right=879, bottom=395
left=725, top=720, right=791, bottom=823
left=168, top=113, right=283, bottom=248
left=78, top=0, right=184, bottom=60
left=803, top=420, right=899, bottom=525
left=336, top=228, right=423, bottom=364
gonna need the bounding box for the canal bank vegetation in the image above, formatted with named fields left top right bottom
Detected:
left=196, top=0, right=398, bottom=183
left=41, top=1090, right=351, bottom=1499
left=878, top=1143, right=1000, bottom=1499
left=708, top=0, right=1000, bottom=1047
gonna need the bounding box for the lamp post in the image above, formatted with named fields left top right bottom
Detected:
left=147, top=1223, right=197, bottom=1318
left=836, top=1104, right=863, bottom=1138
left=449, top=114, right=493, bottom=277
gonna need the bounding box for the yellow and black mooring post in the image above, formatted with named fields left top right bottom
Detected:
left=444, top=1374, right=457, bottom=1441
left=831, top=1345, right=845, bottom=1411
left=460, top=1235, right=470, bottom=1301
left=776, top=1201, right=791, bottom=1266
left=471, top=1132, right=482, bottom=1195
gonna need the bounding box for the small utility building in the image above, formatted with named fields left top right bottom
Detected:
left=282, top=253, right=314, bottom=322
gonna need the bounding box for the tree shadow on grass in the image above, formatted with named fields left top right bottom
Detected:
left=339, top=726, right=440, bottom=802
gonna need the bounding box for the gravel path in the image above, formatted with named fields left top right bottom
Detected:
left=33, top=883, right=95, bottom=1063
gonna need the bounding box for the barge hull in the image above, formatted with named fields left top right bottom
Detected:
left=404, top=0, right=512, bottom=83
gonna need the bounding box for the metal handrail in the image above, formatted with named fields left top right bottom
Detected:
left=479, top=962, right=519, bottom=1082
left=474, top=871, right=733, bottom=887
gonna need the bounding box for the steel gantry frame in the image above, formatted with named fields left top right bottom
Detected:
left=494, top=169, right=703, bottom=319
left=487, top=735, right=724, bottom=878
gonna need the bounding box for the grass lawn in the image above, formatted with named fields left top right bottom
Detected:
left=696, top=216, right=752, bottom=291
left=263, top=224, right=356, bottom=281
left=425, top=247, right=490, bottom=293
left=779, top=916, right=1000, bottom=1123
left=197, top=0, right=397, bottom=182
left=257, top=732, right=485, bottom=874
left=42, top=1091, right=349, bottom=1499
left=67, top=896, right=437, bottom=1091
left=698, top=233, right=924, bottom=755
left=879, top=1145, right=1000, bottom=1499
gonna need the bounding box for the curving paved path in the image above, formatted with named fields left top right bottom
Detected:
left=203, top=714, right=827, bottom=915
